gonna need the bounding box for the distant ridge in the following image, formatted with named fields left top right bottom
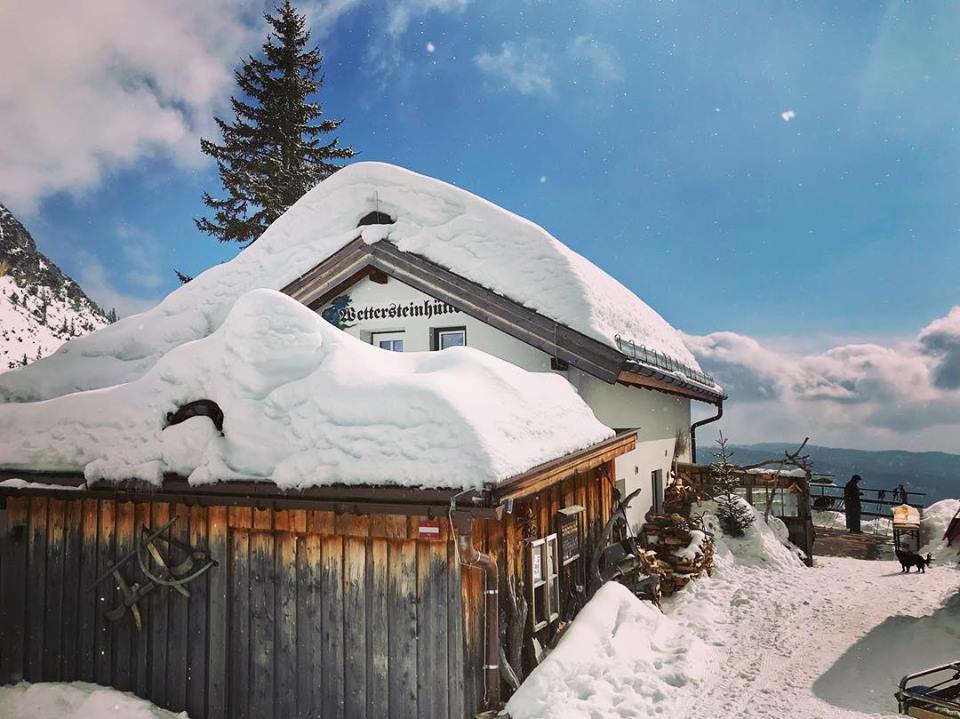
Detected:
left=0, top=203, right=108, bottom=371
left=731, top=442, right=960, bottom=504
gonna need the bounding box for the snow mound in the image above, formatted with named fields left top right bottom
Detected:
left=0, top=682, right=187, bottom=719
left=505, top=581, right=712, bottom=719
left=0, top=289, right=612, bottom=489
left=698, top=498, right=806, bottom=570
left=920, top=498, right=960, bottom=561
left=0, top=162, right=704, bottom=403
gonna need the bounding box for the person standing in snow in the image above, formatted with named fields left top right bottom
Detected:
left=844, top=474, right=863, bottom=533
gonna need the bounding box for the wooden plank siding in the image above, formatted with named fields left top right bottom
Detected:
left=0, top=455, right=616, bottom=718
left=0, top=498, right=474, bottom=719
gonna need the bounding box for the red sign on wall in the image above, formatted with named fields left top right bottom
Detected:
left=418, top=520, right=441, bottom=539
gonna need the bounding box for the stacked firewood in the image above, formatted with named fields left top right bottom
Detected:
left=639, top=513, right=715, bottom=595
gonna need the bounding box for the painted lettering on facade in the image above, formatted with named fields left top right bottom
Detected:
left=323, top=294, right=461, bottom=325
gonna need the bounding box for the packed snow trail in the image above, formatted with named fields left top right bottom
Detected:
left=677, top=556, right=958, bottom=718
left=508, top=501, right=960, bottom=719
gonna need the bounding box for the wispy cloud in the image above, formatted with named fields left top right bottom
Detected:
left=567, top=34, right=622, bottom=84
left=0, top=0, right=257, bottom=215
left=474, top=39, right=554, bottom=96
left=115, top=224, right=165, bottom=290
left=684, top=306, right=960, bottom=450
left=74, top=250, right=162, bottom=318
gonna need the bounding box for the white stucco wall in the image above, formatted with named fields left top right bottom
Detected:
left=321, top=275, right=694, bottom=528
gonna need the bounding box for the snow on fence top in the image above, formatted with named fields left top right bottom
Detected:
left=0, top=162, right=702, bottom=403
left=0, top=290, right=613, bottom=489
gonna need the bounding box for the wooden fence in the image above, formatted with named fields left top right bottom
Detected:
left=0, top=495, right=470, bottom=719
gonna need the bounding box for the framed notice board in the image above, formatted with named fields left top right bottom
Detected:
left=557, top=505, right=584, bottom=566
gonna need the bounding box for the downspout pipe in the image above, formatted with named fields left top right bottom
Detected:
left=452, top=510, right=500, bottom=709
left=690, top=398, right=723, bottom=464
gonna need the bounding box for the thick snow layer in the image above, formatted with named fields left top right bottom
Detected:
left=745, top=466, right=807, bottom=478
left=510, top=498, right=960, bottom=718
left=920, top=498, right=960, bottom=561
left=505, top=582, right=713, bottom=719
left=0, top=478, right=83, bottom=490
left=0, top=682, right=186, bottom=718
left=0, top=289, right=612, bottom=488
left=0, top=162, right=705, bottom=403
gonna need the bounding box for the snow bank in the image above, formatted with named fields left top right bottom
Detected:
left=0, top=682, right=186, bottom=719
left=0, top=162, right=709, bottom=403
left=920, top=498, right=960, bottom=561
left=697, top=498, right=806, bottom=570
left=505, top=582, right=712, bottom=719
left=0, top=289, right=612, bottom=489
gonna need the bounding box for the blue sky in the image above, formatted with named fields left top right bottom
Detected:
left=2, top=0, right=959, bottom=450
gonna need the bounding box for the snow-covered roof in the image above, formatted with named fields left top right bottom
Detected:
left=0, top=162, right=703, bottom=403
left=0, top=290, right=613, bottom=489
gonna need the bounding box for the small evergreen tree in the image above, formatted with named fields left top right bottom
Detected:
left=196, top=0, right=354, bottom=246
left=175, top=269, right=194, bottom=285
left=709, top=432, right=754, bottom=537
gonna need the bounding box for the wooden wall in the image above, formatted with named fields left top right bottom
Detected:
left=0, top=496, right=467, bottom=719
left=461, top=463, right=614, bottom=703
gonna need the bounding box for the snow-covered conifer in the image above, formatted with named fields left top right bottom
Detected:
left=709, top=432, right=754, bottom=537
left=196, top=0, right=355, bottom=245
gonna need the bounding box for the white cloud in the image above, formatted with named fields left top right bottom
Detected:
left=115, top=224, right=165, bottom=290
left=685, top=306, right=960, bottom=451
left=567, top=35, right=622, bottom=83
left=386, top=0, right=469, bottom=37
left=475, top=40, right=554, bottom=96
left=305, top=0, right=366, bottom=36
left=74, top=250, right=162, bottom=318
left=0, top=0, right=255, bottom=215
left=781, top=110, right=796, bottom=122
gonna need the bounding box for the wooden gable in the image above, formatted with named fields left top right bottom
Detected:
left=280, top=238, right=723, bottom=403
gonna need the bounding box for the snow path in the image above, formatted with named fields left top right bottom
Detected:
left=672, top=555, right=959, bottom=718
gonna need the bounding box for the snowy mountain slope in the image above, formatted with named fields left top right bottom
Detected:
left=0, top=162, right=710, bottom=403
left=0, top=204, right=108, bottom=371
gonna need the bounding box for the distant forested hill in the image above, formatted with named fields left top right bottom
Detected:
left=730, top=443, right=960, bottom=505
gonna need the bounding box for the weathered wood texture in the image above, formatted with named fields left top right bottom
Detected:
left=458, top=462, right=614, bottom=705
left=0, top=497, right=468, bottom=719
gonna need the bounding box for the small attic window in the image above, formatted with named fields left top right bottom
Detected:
left=357, top=210, right=395, bottom=227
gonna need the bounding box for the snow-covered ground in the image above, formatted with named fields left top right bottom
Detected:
left=508, top=499, right=960, bottom=719
left=0, top=682, right=186, bottom=718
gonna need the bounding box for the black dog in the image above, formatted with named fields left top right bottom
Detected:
left=895, top=549, right=933, bottom=573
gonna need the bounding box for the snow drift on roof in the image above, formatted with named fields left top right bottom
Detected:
left=0, top=162, right=700, bottom=403
left=0, top=289, right=613, bottom=489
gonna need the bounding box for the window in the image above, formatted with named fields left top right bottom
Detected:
left=528, top=534, right=561, bottom=631
left=432, top=326, right=466, bottom=350
left=371, top=331, right=404, bottom=352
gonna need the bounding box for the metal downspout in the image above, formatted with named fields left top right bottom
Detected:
left=690, top=398, right=723, bottom=464
left=451, top=511, right=500, bottom=709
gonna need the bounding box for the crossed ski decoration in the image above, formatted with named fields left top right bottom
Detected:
left=87, top=515, right=218, bottom=631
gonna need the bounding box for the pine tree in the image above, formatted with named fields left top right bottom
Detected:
left=709, top=432, right=754, bottom=537
left=196, top=0, right=355, bottom=245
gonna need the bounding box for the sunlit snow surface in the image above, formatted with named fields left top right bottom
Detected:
left=0, top=289, right=612, bottom=487
left=508, top=499, right=960, bottom=719
left=0, top=162, right=701, bottom=403
left=0, top=682, right=186, bottom=719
